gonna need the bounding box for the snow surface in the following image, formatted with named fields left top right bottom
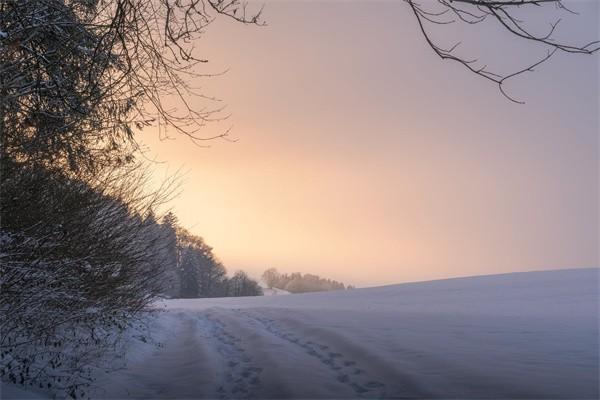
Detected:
left=3, top=268, right=598, bottom=399
left=260, top=286, right=291, bottom=296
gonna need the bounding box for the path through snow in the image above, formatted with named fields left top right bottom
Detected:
left=90, top=268, right=598, bottom=399
left=5, top=268, right=596, bottom=399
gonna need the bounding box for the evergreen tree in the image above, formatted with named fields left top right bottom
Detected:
left=161, top=212, right=180, bottom=298
left=179, top=247, right=200, bottom=298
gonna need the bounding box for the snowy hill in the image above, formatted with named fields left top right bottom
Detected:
left=168, top=268, right=598, bottom=317
left=4, top=268, right=598, bottom=399
left=261, top=286, right=291, bottom=296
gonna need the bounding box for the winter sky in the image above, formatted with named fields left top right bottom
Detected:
left=139, top=0, right=599, bottom=287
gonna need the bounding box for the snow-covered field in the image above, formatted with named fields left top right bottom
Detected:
left=3, top=268, right=598, bottom=399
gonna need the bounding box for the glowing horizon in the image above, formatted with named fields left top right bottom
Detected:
left=139, top=1, right=598, bottom=287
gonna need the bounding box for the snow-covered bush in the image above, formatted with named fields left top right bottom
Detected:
left=0, top=159, right=173, bottom=396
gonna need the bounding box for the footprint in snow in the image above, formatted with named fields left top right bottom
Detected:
left=197, top=313, right=262, bottom=400
left=240, top=311, right=387, bottom=399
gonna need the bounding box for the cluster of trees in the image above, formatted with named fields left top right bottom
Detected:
left=0, top=0, right=262, bottom=397
left=162, top=213, right=262, bottom=299
left=262, top=268, right=352, bottom=294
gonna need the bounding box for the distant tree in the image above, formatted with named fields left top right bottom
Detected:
left=175, top=228, right=218, bottom=297
left=262, top=268, right=281, bottom=288
left=228, top=271, right=263, bottom=297
left=170, top=227, right=262, bottom=299
left=263, top=269, right=348, bottom=293
left=198, top=257, right=228, bottom=298
left=190, top=238, right=226, bottom=297
left=180, top=246, right=200, bottom=298
left=161, top=212, right=181, bottom=298
left=284, top=277, right=309, bottom=294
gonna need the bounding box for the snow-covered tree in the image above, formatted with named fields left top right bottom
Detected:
left=262, top=268, right=281, bottom=289
left=0, top=160, right=173, bottom=395
left=228, top=271, right=263, bottom=297
left=160, top=212, right=181, bottom=298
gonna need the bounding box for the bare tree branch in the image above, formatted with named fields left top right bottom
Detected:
left=407, top=0, right=599, bottom=102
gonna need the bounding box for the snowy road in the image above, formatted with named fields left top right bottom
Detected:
left=92, top=268, right=598, bottom=399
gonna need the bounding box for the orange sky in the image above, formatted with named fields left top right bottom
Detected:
left=140, top=1, right=599, bottom=287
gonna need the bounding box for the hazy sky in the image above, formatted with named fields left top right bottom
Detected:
left=140, top=1, right=599, bottom=287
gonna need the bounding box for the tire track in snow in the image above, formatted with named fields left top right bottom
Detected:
left=235, top=309, right=387, bottom=399
left=195, top=312, right=263, bottom=400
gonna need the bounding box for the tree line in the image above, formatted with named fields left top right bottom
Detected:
left=262, top=268, right=353, bottom=294
left=162, top=212, right=262, bottom=299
